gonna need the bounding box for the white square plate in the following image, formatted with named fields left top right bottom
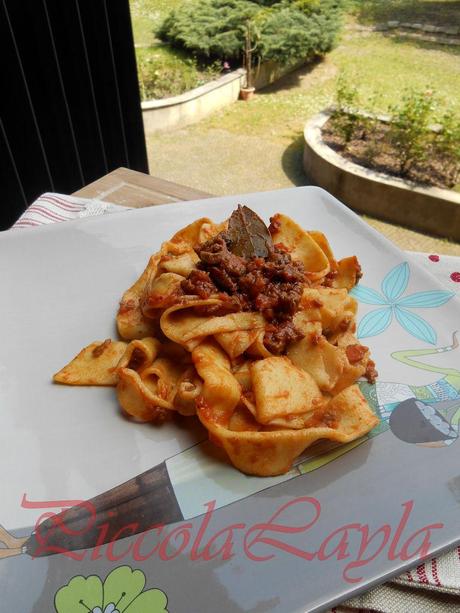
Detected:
left=1, top=187, right=459, bottom=612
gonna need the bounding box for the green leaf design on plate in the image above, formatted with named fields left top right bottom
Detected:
left=103, top=566, right=145, bottom=612
left=55, top=575, right=103, bottom=613
left=123, top=588, right=168, bottom=613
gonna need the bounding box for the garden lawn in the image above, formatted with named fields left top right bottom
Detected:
left=130, top=0, right=187, bottom=47
left=349, top=0, right=460, bottom=28
left=147, top=28, right=460, bottom=254
left=130, top=0, right=217, bottom=100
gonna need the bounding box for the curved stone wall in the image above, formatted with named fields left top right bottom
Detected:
left=303, top=111, right=460, bottom=241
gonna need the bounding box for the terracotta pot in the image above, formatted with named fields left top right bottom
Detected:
left=240, top=87, right=255, bottom=101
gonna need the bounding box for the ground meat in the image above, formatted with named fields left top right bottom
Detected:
left=274, top=242, right=290, bottom=253
left=127, top=347, right=146, bottom=371
left=264, top=321, right=304, bottom=355
left=92, top=339, right=112, bottom=358
left=268, top=216, right=281, bottom=234
left=181, top=231, right=307, bottom=354
left=198, top=235, right=246, bottom=275
left=355, top=260, right=363, bottom=283
left=322, top=269, right=338, bottom=288
left=346, top=344, right=368, bottom=364
left=181, top=269, right=217, bottom=299
left=207, top=266, right=239, bottom=293
left=365, top=359, right=378, bottom=384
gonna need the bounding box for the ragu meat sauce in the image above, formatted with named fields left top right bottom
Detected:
left=181, top=206, right=307, bottom=354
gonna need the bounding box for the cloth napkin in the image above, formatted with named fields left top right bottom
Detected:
left=11, top=192, right=129, bottom=227
left=11, top=193, right=460, bottom=612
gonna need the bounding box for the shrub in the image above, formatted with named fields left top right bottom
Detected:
left=330, top=76, right=360, bottom=144
left=387, top=89, right=435, bottom=176
left=434, top=111, right=460, bottom=186
left=157, top=1, right=260, bottom=60
left=326, top=82, right=460, bottom=189
left=258, top=1, right=342, bottom=63
left=136, top=50, right=221, bottom=100
left=158, top=0, right=343, bottom=64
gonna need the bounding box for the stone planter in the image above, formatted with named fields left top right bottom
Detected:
left=141, top=58, right=311, bottom=135
left=303, top=111, right=460, bottom=242
left=142, top=69, right=246, bottom=135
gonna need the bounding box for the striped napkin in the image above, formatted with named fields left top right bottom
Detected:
left=11, top=192, right=460, bottom=612
left=11, top=192, right=129, bottom=228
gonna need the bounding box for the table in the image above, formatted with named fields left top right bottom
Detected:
left=73, top=167, right=213, bottom=208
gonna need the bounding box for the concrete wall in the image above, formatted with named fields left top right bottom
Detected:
left=142, top=69, right=245, bottom=135
left=142, top=58, right=308, bottom=136
left=253, top=58, right=307, bottom=90
left=303, top=111, right=460, bottom=241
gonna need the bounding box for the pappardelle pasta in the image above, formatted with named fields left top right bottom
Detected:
left=54, top=206, right=379, bottom=476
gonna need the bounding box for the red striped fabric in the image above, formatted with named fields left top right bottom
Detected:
left=10, top=192, right=127, bottom=229
left=12, top=193, right=86, bottom=228
left=40, top=195, right=82, bottom=211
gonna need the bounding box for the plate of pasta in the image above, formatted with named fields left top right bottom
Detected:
left=53, top=204, right=379, bottom=477
left=1, top=186, right=459, bottom=613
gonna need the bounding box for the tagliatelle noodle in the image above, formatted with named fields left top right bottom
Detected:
left=287, top=336, right=346, bottom=393
left=198, top=384, right=378, bottom=476
left=54, top=209, right=380, bottom=477
left=141, top=272, right=184, bottom=316
left=53, top=340, right=128, bottom=386
left=245, top=329, right=276, bottom=359
left=117, top=216, right=224, bottom=338
left=160, top=300, right=266, bottom=351
left=173, top=367, right=204, bottom=416
left=141, top=357, right=185, bottom=401
left=215, top=329, right=262, bottom=360
left=270, top=214, right=330, bottom=282
left=116, top=367, right=174, bottom=422
left=308, top=230, right=337, bottom=267
left=192, top=340, right=241, bottom=425
left=158, top=248, right=199, bottom=278
left=300, top=288, right=357, bottom=334
left=332, top=256, right=362, bottom=290
left=117, top=255, right=160, bottom=340
left=117, top=337, right=161, bottom=371
left=287, top=335, right=369, bottom=395
left=168, top=217, right=223, bottom=247
left=249, top=357, right=324, bottom=428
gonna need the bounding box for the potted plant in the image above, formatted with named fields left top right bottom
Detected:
left=240, top=20, right=257, bottom=101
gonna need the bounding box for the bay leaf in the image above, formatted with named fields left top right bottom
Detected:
left=227, top=205, right=273, bottom=258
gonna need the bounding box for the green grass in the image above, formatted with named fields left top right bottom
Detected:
left=130, top=0, right=214, bottom=100
left=136, top=45, right=220, bottom=100
left=198, top=31, right=460, bottom=139
left=348, top=0, right=460, bottom=28
left=130, top=0, right=188, bottom=46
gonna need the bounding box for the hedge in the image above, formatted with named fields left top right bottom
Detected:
left=158, top=0, right=343, bottom=64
